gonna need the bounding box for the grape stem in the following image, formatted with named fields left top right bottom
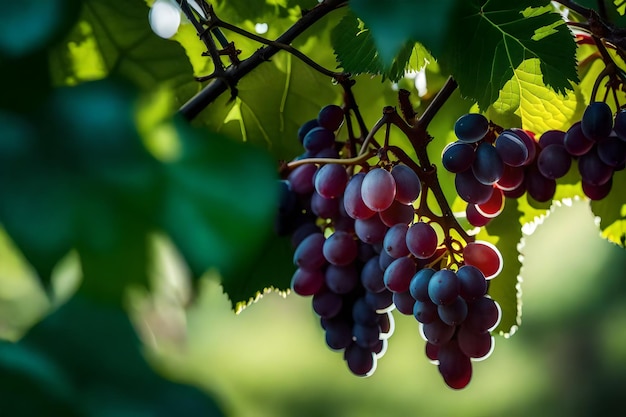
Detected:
left=284, top=149, right=377, bottom=171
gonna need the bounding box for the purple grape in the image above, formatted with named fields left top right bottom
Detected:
left=538, top=129, right=565, bottom=148
left=597, top=136, right=626, bottom=167
left=392, top=290, right=415, bottom=315
left=323, top=231, right=358, bottom=266
left=614, top=109, right=626, bottom=141
left=428, top=269, right=460, bottom=306
left=378, top=311, right=394, bottom=338
left=383, top=256, right=416, bottom=293
left=510, top=128, right=537, bottom=165
left=457, top=265, right=487, bottom=301
left=525, top=164, right=556, bottom=202
left=325, top=264, right=359, bottom=294
left=582, top=177, right=612, bottom=200
left=317, top=104, right=344, bottom=131
left=293, top=232, right=326, bottom=270
left=352, top=297, right=379, bottom=325
left=472, top=142, right=504, bottom=185
left=343, top=173, right=376, bottom=220
left=455, top=169, right=494, bottom=204
left=364, top=289, right=394, bottom=311
left=315, top=163, right=348, bottom=199
left=442, top=141, right=475, bottom=173
left=290, top=222, right=320, bottom=248
left=378, top=249, right=395, bottom=271
left=457, top=324, right=494, bottom=359
left=287, top=164, right=316, bottom=194
left=537, top=144, right=572, bottom=179
left=581, top=101, right=613, bottom=140
left=361, top=256, right=386, bottom=293
left=495, top=164, right=524, bottom=191
left=298, top=119, right=319, bottom=143
left=466, top=204, right=491, bottom=227
left=383, top=224, right=410, bottom=258
left=391, top=164, right=422, bottom=204
left=465, top=297, right=501, bottom=333
left=379, top=200, right=415, bottom=227
left=312, top=290, right=343, bottom=318
left=355, top=215, right=388, bottom=244
left=578, top=148, right=613, bottom=186
left=353, top=323, right=381, bottom=348
left=311, top=191, right=339, bottom=219
left=344, top=342, right=376, bottom=376
left=437, top=296, right=468, bottom=326
left=421, top=317, right=456, bottom=346
left=437, top=340, right=472, bottom=389
left=361, top=168, right=396, bottom=212
left=324, top=318, right=353, bottom=350
left=495, top=130, right=529, bottom=167
left=413, top=299, right=438, bottom=324
left=406, top=221, right=438, bottom=259
left=303, top=126, right=335, bottom=153
left=291, top=267, right=325, bottom=296
left=454, top=113, right=489, bottom=143
left=564, top=122, right=594, bottom=156
left=409, top=268, right=436, bottom=301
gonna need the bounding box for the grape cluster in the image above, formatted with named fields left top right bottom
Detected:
left=276, top=105, right=503, bottom=388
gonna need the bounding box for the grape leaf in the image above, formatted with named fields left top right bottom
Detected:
left=442, top=0, right=578, bottom=110
left=591, top=169, right=626, bottom=248
left=330, top=11, right=431, bottom=82
left=348, top=0, right=456, bottom=64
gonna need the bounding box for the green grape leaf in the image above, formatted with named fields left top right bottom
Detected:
left=591, top=169, right=626, bottom=248
left=442, top=0, right=578, bottom=110
left=330, top=11, right=431, bottom=82
left=348, top=0, right=456, bottom=64
left=477, top=200, right=523, bottom=336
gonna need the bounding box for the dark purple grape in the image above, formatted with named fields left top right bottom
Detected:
left=495, top=164, right=524, bottom=191
left=409, top=268, right=436, bottom=301
left=614, top=109, right=626, bottom=141
left=538, top=129, right=565, bottom=148
left=564, top=122, right=594, bottom=156
left=392, top=290, right=415, bottom=315
left=315, top=163, right=348, bottom=199
left=421, top=317, right=456, bottom=346
left=324, top=318, right=353, bottom=350
left=537, top=144, right=572, bottom=179
left=314, top=147, right=340, bottom=158
left=312, top=290, right=343, bottom=318
left=287, top=164, right=316, bottom=194
left=383, top=224, right=410, bottom=258
left=378, top=249, right=395, bottom=271
left=298, top=119, right=319, bottom=143
left=406, top=221, right=438, bottom=259
left=581, top=101, right=613, bottom=140
left=317, top=104, right=344, bottom=131
left=361, top=168, right=396, bottom=212
left=455, top=168, right=494, bottom=204
left=582, top=177, right=612, bottom=200
left=353, top=323, right=380, bottom=348
left=454, top=113, right=489, bottom=143
left=355, top=215, right=388, bottom=244
left=472, top=142, right=504, bottom=185
left=465, top=297, right=501, bottom=333
left=428, top=269, right=460, bottom=306
left=391, top=164, right=422, bottom=204
left=383, top=256, right=416, bottom=293
left=352, top=297, right=379, bottom=325
left=510, top=128, right=537, bottom=165
left=525, top=164, right=556, bottom=202
left=344, top=342, right=376, bottom=376
left=578, top=148, right=613, bottom=186
left=361, top=256, right=386, bottom=293
left=293, top=232, right=326, bottom=270
left=290, top=222, right=320, bottom=248
left=437, top=296, right=468, bottom=326
left=466, top=204, right=491, bottom=227
left=303, top=126, right=335, bottom=153
left=364, top=289, right=394, bottom=311
left=475, top=187, right=504, bottom=218
left=343, top=172, right=376, bottom=220
left=323, top=231, right=358, bottom=266
left=495, top=130, right=529, bottom=167
left=437, top=341, right=472, bottom=389
left=413, top=299, right=438, bottom=324
left=311, top=191, right=339, bottom=219
left=442, top=141, right=475, bottom=173
left=378, top=311, right=394, bottom=338
left=425, top=342, right=439, bottom=362
left=372, top=338, right=388, bottom=358
left=457, top=265, right=487, bottom=301
left=379, top=200, right=415, bottom=227
left=597, top=136, right=626, bottom=167
left=325, top=264, right=359, bottom=294
left=291, top=267, right=325, bottom=296
left=457, top=325, right=494, bottom=359
left=502, top=184, right=526, bottom=199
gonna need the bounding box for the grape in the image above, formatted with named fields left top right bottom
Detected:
left=537, top=144, right=572, bottom=179
left=361, top=168, right=396, bottom=211
left=344, top=342, right=376, bottom=376
left=290, top=222, right=320, bottom=248
left=325, top=264, right=359, bottom=294
left=538, top=129, right=565, bottom=148
left=323, top=231, right=358, bottom=266
left=525, top=164, right=556, bottom=202
left=317, top=104, right=344, bottom=131
left=324, top=318, right=353, bottom=350
left=383, top=224, right=410, bottom=258
left=357, top=241, right=377, bottom=262
left=437, top=296, right=468, bottom=326
left=343, top=172, right=376, bottom=220
left=425, top=342, right=439, bottom=362
left=149, top=0, right=182, bottom=39
left=291, top=267, right=325, bottom=296
left=582, top=178, right=612, bottom=200
left=472, top=142, right=504, bottom=185
left=475, top=187, right=504, bottom=218
left=495, top=130, right=529, bottom=167
left=383, top=256, right=416, bottom=293
left=495, top=164, right=524, bottom=191
left=353, top=323, right=381, bottom=348
left=465, top=297, right=501, bottom=333
left=287, top=163, right=316, bottom=194
left=466, top=204, right=491, bottom=227
left=312, top=290, right=343, bottom=318
left=298, top=119, right=319, bottom=143
left=373, top=338, right=388, bottom=358
left=364, top=289, right=394, bottom=311
left=454, top=113, right=489, bottom=143
left=455, top=169, right=494, bottom=204
left=303, top=127, right=335, bottom=153
left=378, top=249, right=395, bottom=271
left=352, top=297, right=379, bottom=325
left=378, top=311, right=395, bottom=338
left=457, top=265, right=487, bottom=301
left=615, top=109, right=626, bottom=141
left=379, top=200, right=415, bottom=227
left=564, top=122, right=594, bottom=156
left=391, top=164, right=422, bottom=204
left=409, top=268, right=435, bottom=301
left=392, top=291, right=416, bottom=315
left=413, top=299, right=438, bottom=324
left=361, top=256, right=386, bottom=293
left=578, top=148, right=613, bottom=186
left=442, top=141, right=475, bottom=173
left=293, top=233, right=326, bottom=270
left=463, top=241, right=502, bottom=279
left=437, top=341, right=472, bottom=389
left=503, top=184, right=526, bottom=199
left=597, top=136, right=626, bottom=167
left=428, top=269, right=460, bottom=305
left=581, top=101, right=613, bottom=140
left=355, top=215, right=388, bottom=244
left=315, top=163, right=348, bottom=199
left=510, top=128, right=537, bottom=165
left=421, top=317, right=456, bottom=346
left=311, top=191, right=339, bottom=219
left=314, top=147, right=340, bottom=158
left=406, top=221, right=438, bottom=259
left=457, top=325, right=494, bottom=359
